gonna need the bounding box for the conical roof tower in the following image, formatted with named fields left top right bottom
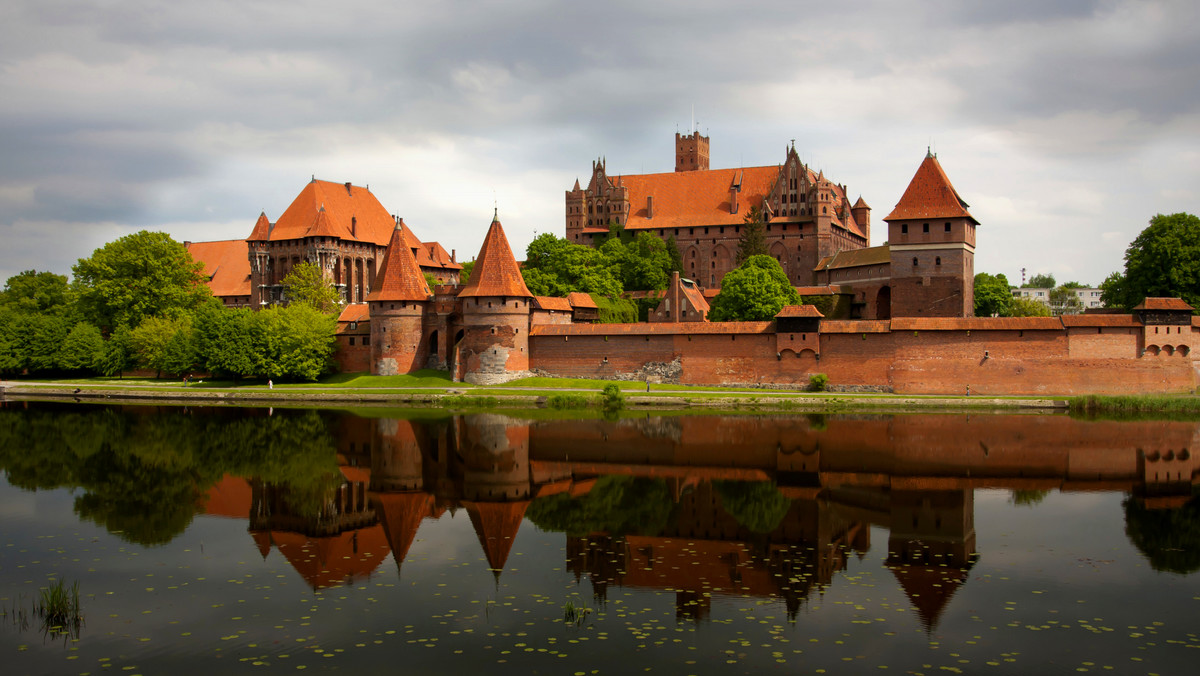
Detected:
left=459, top=213, right=532, bottom=298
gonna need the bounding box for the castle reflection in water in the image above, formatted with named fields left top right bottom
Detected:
left=197, top=412, right=1200, bottom=631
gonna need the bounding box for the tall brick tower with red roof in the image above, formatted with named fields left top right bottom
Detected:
left=366, top=220, right=434, bottom=375
left=456, top=212, right=534, bottom=384
left=884, top=151, right=977, bottom=317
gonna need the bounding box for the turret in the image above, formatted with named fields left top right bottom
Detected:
left=456, top=213, right=534, bottom=384
left=675, top=131, right=710, bottom=172
left=366, top=220, right=433, bottom=374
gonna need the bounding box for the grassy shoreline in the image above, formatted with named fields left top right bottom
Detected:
left=0, top=371, right=1075, bottom=413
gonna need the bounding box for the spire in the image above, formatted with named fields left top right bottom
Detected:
left=884, top=153, right=976, bottom=223
left=305, top=205, right=345, bottom=238
left=373, top=492, right=435, bottom=581
left=464, top=500, right=531, bottom=579
left=458, top=215, right=533, bottom=298
left=366, top=219, right=432, bottom=302
left=247, top=211, right=271, bottom=242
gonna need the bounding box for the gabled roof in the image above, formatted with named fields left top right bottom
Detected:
left=567, top=292, right=598, bottom=309
left=185, top=239, right=251, bottom=298
left=815, top=245, right=891, bottom=271
left=884, top=153, right=977, bottom=224
left=533, top=296, right=573, bottom=312
left=458, top=215, right=533, bottom=298
left=419, top=241, right=462, bottom=271
left=306, top=207, right=345, bottom=238
left=246, top=212, right=271, bottom=242
left=1133, top=297, right=1194, bottom=312
left=680, top=280, right=710, bottom=315
left=269, top=179, right=396, bottom=245
left=337, top=303, right=370, bottom=323
left=776, top=305, right=824, bottom=318
left=366, top=223, right=432, bottom=302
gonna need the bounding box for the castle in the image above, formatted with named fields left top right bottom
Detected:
left=184, top=134, right=1200, bottom=395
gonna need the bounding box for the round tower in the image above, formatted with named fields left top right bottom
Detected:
left=456, top=213, right=534, bottom=384
left=366, top=220, right=433, bottom=375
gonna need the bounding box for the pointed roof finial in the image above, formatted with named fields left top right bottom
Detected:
left=926, top=145, right=933, bottom=159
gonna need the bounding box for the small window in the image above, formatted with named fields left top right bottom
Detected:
left=912, top=257, right=918, bottom=267
left=923, top=223, right=929, bottom=233
left=944, top=222, right=951, bottom=232
left=901, top=224, right=908, bottom=234
left=349, top=337, right=355, bottom=346
left=363, top=336, right=370, bottom=345
left=935, top=257, right=941, bottom=266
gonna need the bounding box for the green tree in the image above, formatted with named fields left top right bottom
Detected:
left=1023, top=273, right=1056, bottom=289
left=1100, top=271, right=1133, bottom=310
left=666, top=235, right=684, bottom=273
left=714, top=480, right=791, bottom=533
left=57, top=322, right=105, bottom=372
left=131, top=316, right=194, bottom=377
left=281, top=261, right=342, bottom=313
left=522, top=233, right=623, bottom=298
left=974, top=272, right=1014, bottom=317
left=736, top=206, right=769, bottom=265
left=708, top=255, right=801, bottom=322
left=1048, top=286, right=1084, bottom=315
left=1110, top=213, right=1200, bottom=311
left=602, top=232, right=673, bottom=291
left=459, top=260, right=475, bottom=285
left=1011, top=296, right=1052, bottom=317
left=100, top=325, right=135, bottom=377
left=259, top=304, right=337, bottom=381
left=1, top=270, right=73, bottom=315
left=72, top=230, right=211, bottom=329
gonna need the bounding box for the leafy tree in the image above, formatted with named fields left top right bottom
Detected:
left=131, top=316, right=194, bottom=377
left=1, top=270, right=73, bottom=315
left=736, top=206, right=769, bottom=265
left=1048, top=286, right=1084, bottom=315
left=591, top=294, right=638, bottom=323
left=281, top=260, right=341, bottom=314
left=72, top=230, right=211, bottom=329
left=259, top=304, right=337, bottom=381
left=1099, top=271, right=1133, bottom=310
left=459, top=260, right=475, bottom=285
left=1123, top=490, right=1200, bottom=574
left=100, top=325, right=135, bottom=377
left=522, top=233, right=623, bottom=298
left=1109, top=213, right=1200, bottom=311
left=974, top=272, right=1014, bottom=317
left=1023, top=273, right=1056, bottom=289
left=602, top=232, right=673, bottom=291
left=666, top=235, right=684, bottom=273
left=525, top=476, right=676, bottom=536
left=1010, top=489, right=1051, bottom=507
left=1011, top=296, right=1052, bottom=317
left=708, top=255, right=801, bottom=322
left=57, top=322, right=105, bottom=372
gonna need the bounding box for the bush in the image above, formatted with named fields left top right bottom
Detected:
left=547, top=393, right=591, bottom=409
left=601, top=383, right=624, bottom=412
left=808, top=373, right=829, bottom=392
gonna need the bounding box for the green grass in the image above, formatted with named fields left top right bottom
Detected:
left=1068, top=394, right=1200, bottom=419
left=36, top=578, right=82, bottom=636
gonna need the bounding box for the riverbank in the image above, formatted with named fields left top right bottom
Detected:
left=0, top=375, right=1068, bottom=412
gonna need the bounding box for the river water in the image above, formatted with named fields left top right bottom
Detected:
left=1, top=402, right=1198, bottom=674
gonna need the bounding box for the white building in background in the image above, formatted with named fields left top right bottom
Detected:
left=1012, top=287, right=1105, bottom=314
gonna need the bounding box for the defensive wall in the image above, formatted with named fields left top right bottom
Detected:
left=529, top=314, right=1200, bottom=395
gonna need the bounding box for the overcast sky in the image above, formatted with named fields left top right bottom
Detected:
left=2, top=0, right=1197, bottom=289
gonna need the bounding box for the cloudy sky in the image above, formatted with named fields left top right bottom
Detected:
left=2, top=0, right=1197, bottom=289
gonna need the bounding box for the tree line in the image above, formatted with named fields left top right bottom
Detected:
left=0, top=231, right=337, bottom=380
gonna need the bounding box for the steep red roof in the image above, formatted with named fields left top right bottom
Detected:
left=246, top=212, right=271, bottom=242
left=884, top=153, right=976, bottom=224
left=776, top=305, right=824, bottom=318
left=373, top=492, right=435, bottom=577
left=305, top=207, right=345, bottom=238
left=185, top=239, right=251, bottom=298
left=458, top=216, right=533, bottom=298
left=464, top=500, right=530, bottom=576
left=337, top=303, right=370, bottom=323
left=680, top=281, right=710, bottom=316
left=366, top=223, right=432, bottom=302
left=270, top=179, right=396, bottom=245
left=270, top=526, right=391, bottom=591
left=1133, top=297, right=1194, bottom=311
left=419, top=241, right=462, bottom=272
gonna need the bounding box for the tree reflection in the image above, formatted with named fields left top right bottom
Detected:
left=1124, top=488, right=1200, bottom=574
left=712, top=480, right=791, bottom=533
left=0, top=405, right=341, bottom=546
left=526, top=476, right=676, bottom=536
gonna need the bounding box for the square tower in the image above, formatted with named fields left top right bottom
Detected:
left=675, top=131, right=710, bottom=172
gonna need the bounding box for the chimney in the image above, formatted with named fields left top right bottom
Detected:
left=647, top=195, right=654, bottom=219
left=671, top=271, right=681, bottom=322
left=451, top=249, right=456, bottom=263
left=351, top=216, right=357, bottom=237
left=345, top=181, right=352, bottom=195
left=730, top=185, right=738, bottom=214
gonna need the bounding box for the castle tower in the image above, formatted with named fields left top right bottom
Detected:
left=812, top=170, right=836, bottom=261
left=366, top=220, right=433, bottom=375
left=851, top=196, right=872, bottom=244
left=456, top=213, right=534, bottom=384
left=565, top=178, right=587, bottom=244
left=675, top=131, right=710, bottom=172
left=884, top=152, right=978, bottom=317
left=247, top=212, right=272, bottom=306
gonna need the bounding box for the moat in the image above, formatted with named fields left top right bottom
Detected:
left=1, top=403, right=1198, bottom=674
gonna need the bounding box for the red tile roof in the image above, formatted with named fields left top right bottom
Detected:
left=531, top=321, right=774, bottom=337
left=776, top=305, right=824, bottom=318
left=459, top=216, right=533, bottom=298
left=1060, top=314, right=1140, bottom=328
left=246, top=212, right=271, bottom=242
left=891, top=317, right=1062, bottom=331
left=306, top=207, right=343, bottom=238
left=1133, top=297, right=1194, bottom=311
left=366, top=224, right=432, bottom=302
left=269, top=179, right=396, bottom=245
left=185, top=239, right=251, bottom=298
left=567, top=291, right=598, bottom=309
left=533, top=296, right=573, bottom=312
left=795, top=285, right=852, bottom=296
left=419, top=240, right=462, bottom=271
left=337, top=303, right=370, bottom=323
left=815, top=245, right=891, bottom=271
left=884, top=154, right=976, bottom=224
left=680, top=282, right=710, bottom=315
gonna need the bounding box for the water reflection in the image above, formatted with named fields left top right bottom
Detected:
left=1, top=403, right=1198, bottom=617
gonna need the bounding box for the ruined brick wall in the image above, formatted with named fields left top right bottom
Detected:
left=369, top=302, right=427, bottom=375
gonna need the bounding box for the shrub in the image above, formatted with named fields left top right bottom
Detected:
left=547, top=393, right=591, bottom=409
left=601, top=383, right=625, bottom=412
left=808, top=373, right=829, bottom=392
